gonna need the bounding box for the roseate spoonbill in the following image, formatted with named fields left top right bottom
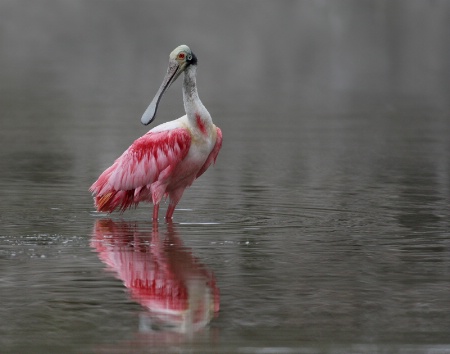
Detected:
left=90, top=45, right=222, bottom=220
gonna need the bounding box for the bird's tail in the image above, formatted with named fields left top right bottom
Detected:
left=90, top=166, right=136, bottom=213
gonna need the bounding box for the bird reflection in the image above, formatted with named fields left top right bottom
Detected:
left=91, top=220, right=219, bottom=333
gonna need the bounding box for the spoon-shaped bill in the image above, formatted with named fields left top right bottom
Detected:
left=141, top=61, right=182, bottom=125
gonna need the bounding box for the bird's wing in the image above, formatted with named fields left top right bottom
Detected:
left=196, top=127, right=223, bottom=178
left=110, top=128, right=192, bottom=191
left=91, top=128, right=191, bottom=197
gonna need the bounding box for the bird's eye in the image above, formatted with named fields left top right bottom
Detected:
left=178, top=53, right=185, bottom=60
left=187, top=54, right=192, bottom=61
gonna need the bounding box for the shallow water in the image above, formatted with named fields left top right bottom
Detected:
left=1, top=2, right=450, bottom=353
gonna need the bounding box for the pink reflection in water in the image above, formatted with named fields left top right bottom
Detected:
left=91, top=220, right=219, bottom=333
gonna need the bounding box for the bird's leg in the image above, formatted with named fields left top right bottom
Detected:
left=165, top=203, right=176, bottom=220
left=152, top=204, right=160, bottom=221
left=166, top=189, right=184, bottom=220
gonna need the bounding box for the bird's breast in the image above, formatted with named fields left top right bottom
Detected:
left=187, top=132, right=215, bottom=163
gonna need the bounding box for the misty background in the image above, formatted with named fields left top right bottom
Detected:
left=1, top=0, right=449, bottom=192
left=2, top=1, right=449, bottom=112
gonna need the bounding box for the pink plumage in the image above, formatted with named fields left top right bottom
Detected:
left=90, top=45, right=222, bottom=220
left=90, top=127, right=222, bottom=218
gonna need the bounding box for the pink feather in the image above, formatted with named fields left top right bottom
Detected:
left=90, top=128, right=191, bottom=213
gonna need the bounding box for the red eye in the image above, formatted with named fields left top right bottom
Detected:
left=178, top=53, right=185, bottom=59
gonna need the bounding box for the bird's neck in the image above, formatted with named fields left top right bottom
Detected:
left=183, top=65, right=211, bottom=124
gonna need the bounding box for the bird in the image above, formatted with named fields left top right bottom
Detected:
left=90, top=45, right=222, bottom=220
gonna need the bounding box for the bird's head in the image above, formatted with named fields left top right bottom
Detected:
left=169, top=45, right=198, bottom=73
left=141, top=45, right=197, bottom=125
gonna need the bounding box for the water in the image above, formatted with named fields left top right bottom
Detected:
left=1, top=1, right=450, bottom=353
